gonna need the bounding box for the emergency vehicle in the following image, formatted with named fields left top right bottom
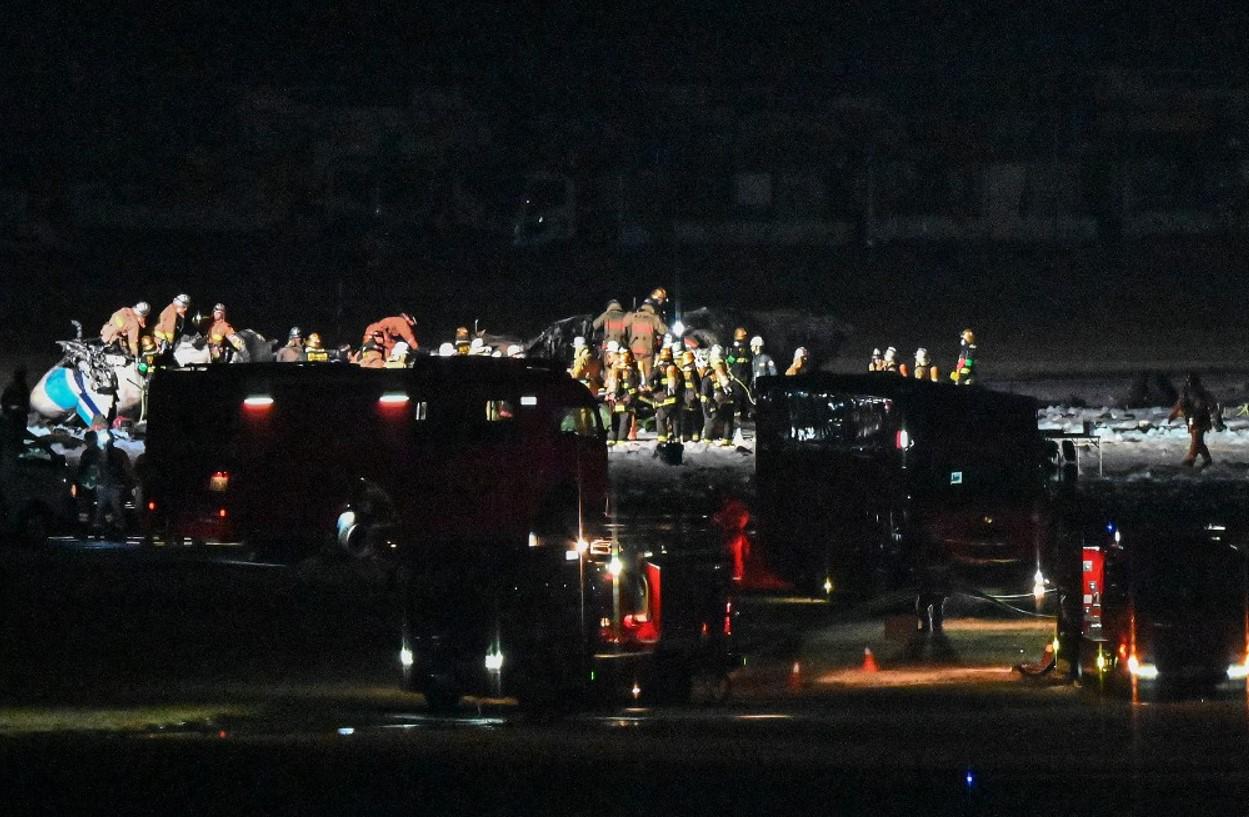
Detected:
left=1054, top=513, right=1249, bottom=696
left=754, top=374, right=1059, bottom=618
left=143, top=359, right=734, bottom=708
left=143, top=359, right=608, bottom=553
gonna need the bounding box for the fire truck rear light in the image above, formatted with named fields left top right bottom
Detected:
left=520, top=395, right=538, bottom=407
left=895, top=429, right=910, bottom=450
left=243, top=395, right=273, bottom=408
left=379, top=392, right=409, bottom=406
left=147, top=500, right=156, bottom=512
left=218, top=508, right=228, bottom=519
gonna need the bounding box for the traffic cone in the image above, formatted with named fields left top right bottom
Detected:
left=862, top=647, right=879, bottom=673
left=788, top=660, right=802, bottom=690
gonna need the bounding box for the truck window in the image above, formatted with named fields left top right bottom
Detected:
left=486, top=400, right=515, bottom=422
left=766, top=391, right=889, bottom=451
left=558, top=406, right=601, bottom=437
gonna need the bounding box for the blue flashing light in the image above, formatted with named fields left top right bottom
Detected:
left=964, top=769, right=975, bottom=789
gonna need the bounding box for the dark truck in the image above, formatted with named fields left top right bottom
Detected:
left=144, top=359, right=732, bottom=708
left=1054, top=512, right=1249, bottom=697
left=755, top=373, right=1060, bottom=623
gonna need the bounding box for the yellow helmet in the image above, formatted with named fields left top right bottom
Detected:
left=307, top=332, right=323, bottom=350
left=140, top=335, right=157, bottom=352
left=650, top=287, right=667, bottom=301
left=961, top=328, right=975, bottom=344
left=733, top=326, right=748, bottom=342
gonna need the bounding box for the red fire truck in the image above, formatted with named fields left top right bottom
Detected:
left=144, top=359, right=734, bottom=708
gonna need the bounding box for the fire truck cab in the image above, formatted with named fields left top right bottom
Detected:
left=1055, top=513, right=1249, bottom=697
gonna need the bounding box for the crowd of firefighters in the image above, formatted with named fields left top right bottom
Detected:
left=565, top=289, right=981, bottom=446
left=95, top=288, right=981, bottom=447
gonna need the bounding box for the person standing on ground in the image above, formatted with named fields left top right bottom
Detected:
left=1169, top=372, right=1222, bottom=467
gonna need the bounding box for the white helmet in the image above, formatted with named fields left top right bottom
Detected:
left=470, top=338, right=486, bottom=354
left=750, top=336, right=764, bottom=349
left=173, top=293, right=191, bottom=307
left=390, top=342, right=410, bottom=359
left=915, top=347, right=930, bottom=364
left=572, top=336, right=587, bottom=349
left=605, top=340, right=621, bottom=354
left=885, top=346, right=897, bottom=360
left=794, top=347, right=808, bottom=360
left=507, top=344, right=523, bottom=358
left=134, top=301, right=151, bottom=317
left=437, top=342, right=455, bottom=357
left=709, top=344, right=724, bottom=361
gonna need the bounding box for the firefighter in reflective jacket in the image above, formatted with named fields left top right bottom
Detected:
left=951, top=328, right=977, bottom=385
left=206, top=303, right=236, bottom=362
left=154, top=294, right=191, bottom=350
left=701, top=360, right=737, bottom=445
left=725, top=327, right=753, bottom=423
left=305, top=332, right=330, bottom=363
left=100, top=302, right=150, bottom=357
left=570, top=338, right=605, bottom=395
left=626, top=302, right=667, bottom=382
left=592, top=299, right=629, bottom=356
left=749, top=336, right=777, bottom=390
left=606, top=350, right=640, bottom=445
left=913, top=348, right=940, bottom=382
left=653, top=350, right=681, bottom=444
left=679, top=350, right=702, bottom=442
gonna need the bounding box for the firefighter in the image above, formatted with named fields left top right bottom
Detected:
left=749, top=336, right=777, bottom=391
left=304, top=332, right=329, bottom=363
left=362, top=313, right=418, bottom=358
left=1169, top=372, right=1222, bottom=467
left=786, top=347, right=810, bottom=376
left=652, top=348, right=681, bottom=444
left=100, top=302, right=150, bottom=357
left=951, top=328, right=977, bottom=385
left=605, top=350, right=640, bottom=445
left=386, top=342, right=411, bottom=368
left=701, top=361, right=737, bottom=446
left=884, top=346, right=909, bottom=377
left=725, top=327, right=753, bottom=423
left=913, top=348, right=940, bottom=382
left=454, top=326, right=471, bottom=355
left=570, top=338, right=604, bottom=395
left=592, top=299, right=629, bottom=354
left=679, top=349, right=702, bottom=442
left=276, top=327, right=305, bottom=363
left=867, top=348, right=884, bottom=372
left=154, top=294, right=191, bottom=351
left=625, top=302, right=667, bottom=382
left=354, top=340, right=384, bottom=368
left=205, top=303, right=236, bottom=362
left=644, top=287, right=670, bottom=325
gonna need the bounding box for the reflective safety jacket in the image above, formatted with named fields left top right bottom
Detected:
left=100, top=308, right=146, bottom=356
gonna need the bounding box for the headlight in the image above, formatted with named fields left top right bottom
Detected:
left=1126, top=655, right=1159, bottom=680
left=1227, top=659, right=1249, bottom=680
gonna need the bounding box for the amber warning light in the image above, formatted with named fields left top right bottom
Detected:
left=209, top=471, right=230, bottom=492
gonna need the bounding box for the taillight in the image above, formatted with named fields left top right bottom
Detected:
left=243, top=395, right=273, bottom=411
left=895, top=429, right=910, bottom=450
left=209, top=471, right=230, bottom=492
left=218, top=508, right=228, bottom=519
left=147, top=500, right=156, bottom=512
